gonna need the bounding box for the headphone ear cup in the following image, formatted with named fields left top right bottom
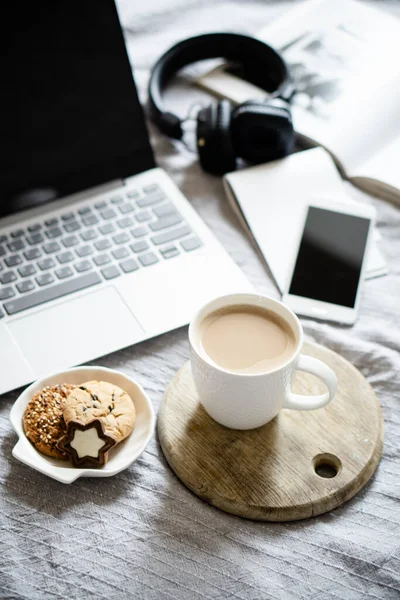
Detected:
left=231, top=100, right=294, bottom=164
left=196, top=100, right=236, bottom=175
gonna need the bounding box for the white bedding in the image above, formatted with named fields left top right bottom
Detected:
left=0, top=1, right=399, bottom=598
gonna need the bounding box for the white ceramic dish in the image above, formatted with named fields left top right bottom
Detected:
left=10, top=366, right=155, bottom=484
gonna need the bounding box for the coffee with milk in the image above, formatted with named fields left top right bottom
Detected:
left=199, top=304, right=296, bottom=375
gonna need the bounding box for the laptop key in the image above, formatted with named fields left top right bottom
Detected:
left=119, top=202, right=135, bottom=214
left=82, top=214, right=99, bottom=226
left=112, top=247, right=129, bottom=260
left=76, top=245, right=93, bottom=257
left=0, top=282, right=10, bottom=302
left=5, top=255, right=22, bottom=268
left=62, top=235, right=79, bottom=248
left=27, top=224, right=41, bottom=232
left=94, top=200, right=107, bottom=210
left=0, top=271, right=17, bottom=284
left=36, top=273, right=54, bottom=286
left=93, top=253, right=111, bottom=266
left=26, top=233, right=44, bottom=245
left=8, top=239, right=25, bottom=252
left=80, top=229, right=98, bottom=241
left=24, top=248, right=42, bottom=260
left=181, top=236, right=202, bottom=252
left=135, top=211, right=152, bottom=223
left=117, top=217, right=134, bottom=229
left=18, top=264, right=36, bottom=277
left=0, top=235, right=8, bottom=243
left=64, top=221, right=81, bottom=233
left=139, top=252, right=159, bottom=267
left=100, top=208, right=116, bottom=220
left=110, top=196, right=123, bottom=204
left=130, top=240, right=149, bottom=253
left=45, top=218, right=58, bottom=227
left=120, top=258, right=139, bottom=273
left=99, top=223, right=115, bottom=235
left=5, top=272, right=101, bottom=316
left=38, top=257, right=55, bottom=270
left=113, top=232, right=130, bottom=245
left=137, top=192, right=165, bottom=208
left=17, top=280, right=35, bottom=294
left=160, top=245, right=180, bottom=259
left=78, top=206, right=91, bottom=215
left=11, top=229, right=25, bottom=238
left=153, top=203, right=177, bottom=218
left=126, top=190, right=139, bottom=199
left=61, top=212, right=74, bottom=221
left=143, top=184, right=160, bottom=194
left=131, top=226, right=147, bottom=238
left=151, top=225, right=191, bottom=246
left=46, top=227, right=63, bottom=239
left=75, top=260, right=92, bottom=273
left=101, top=265, right=120, bottom=280
left=150, top=214, right=182, bottom=232
left=55, top=266, right=73, bottom=279
left=57, top=251, right=74, bottom=264
left=43, top=241, right=60, bottom=254
left=0, top=287, right=15, bottom=301
left=94, top=239, right=112, bottom=251
left=0, top=245, right=6, bottom=257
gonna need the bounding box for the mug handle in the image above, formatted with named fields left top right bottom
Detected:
left=283, top=355, right=337, bottom=411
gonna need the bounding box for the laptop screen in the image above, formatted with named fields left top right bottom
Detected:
left=0, top=1, right=155, bottom=218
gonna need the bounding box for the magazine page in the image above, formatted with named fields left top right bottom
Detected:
left=196, top=0, right=400, bottom=179
left=351, top=134, right=400, bottom=192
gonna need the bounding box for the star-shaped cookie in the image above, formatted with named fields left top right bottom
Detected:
left=57, top=419, right=116, bottom=467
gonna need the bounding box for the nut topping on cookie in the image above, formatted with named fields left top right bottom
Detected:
left=23, top=384, right=75, bottom=459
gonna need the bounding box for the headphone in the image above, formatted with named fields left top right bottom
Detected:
left=148, top=33, right=295, bottom=175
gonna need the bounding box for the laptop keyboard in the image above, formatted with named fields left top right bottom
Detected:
left=0, top=184, right=202, bottom=317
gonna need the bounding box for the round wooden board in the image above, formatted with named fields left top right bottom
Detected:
left=158, top=341, right=383, bottom=521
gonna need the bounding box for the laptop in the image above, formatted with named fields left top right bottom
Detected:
left=0, top=1, right=251, bottom=395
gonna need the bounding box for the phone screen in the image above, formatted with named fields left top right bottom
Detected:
left=288, top=206, right=371, bottom=308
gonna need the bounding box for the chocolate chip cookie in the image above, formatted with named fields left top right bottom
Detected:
left=58, top=380, right=136, bottom=467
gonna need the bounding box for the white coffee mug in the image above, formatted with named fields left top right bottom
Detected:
left=189, top=293, right=337, bottom=430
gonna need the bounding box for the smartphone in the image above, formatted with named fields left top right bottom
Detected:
left=282, top=198, right=376, bottom=325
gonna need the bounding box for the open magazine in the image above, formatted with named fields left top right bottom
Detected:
left=195, top=0, right=400, bottom=204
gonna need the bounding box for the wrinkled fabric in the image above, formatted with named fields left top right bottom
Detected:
left=1, top=1, right=399, bottom=598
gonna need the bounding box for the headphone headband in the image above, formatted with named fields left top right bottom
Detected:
left=148, top=33, right=293, bottom=140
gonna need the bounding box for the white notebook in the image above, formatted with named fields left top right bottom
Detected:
left=223, top=148, right=387, bottom=294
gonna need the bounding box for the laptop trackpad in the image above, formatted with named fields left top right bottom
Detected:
left=9, top=286, right=144, bottom=376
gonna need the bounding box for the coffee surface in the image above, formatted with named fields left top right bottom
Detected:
left=200, top=305, right=296, bottom=374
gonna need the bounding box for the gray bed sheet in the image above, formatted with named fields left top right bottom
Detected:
left=1, top=1, right=399, bottom=598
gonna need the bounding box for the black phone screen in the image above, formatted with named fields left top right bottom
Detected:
left=288, top=206, right=371, bottom=308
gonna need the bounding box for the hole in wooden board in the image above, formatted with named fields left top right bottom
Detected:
left=313, top=453, right=342, bottom=478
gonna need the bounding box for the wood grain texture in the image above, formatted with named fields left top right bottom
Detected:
left=158, top=341, right=383, bottom=522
